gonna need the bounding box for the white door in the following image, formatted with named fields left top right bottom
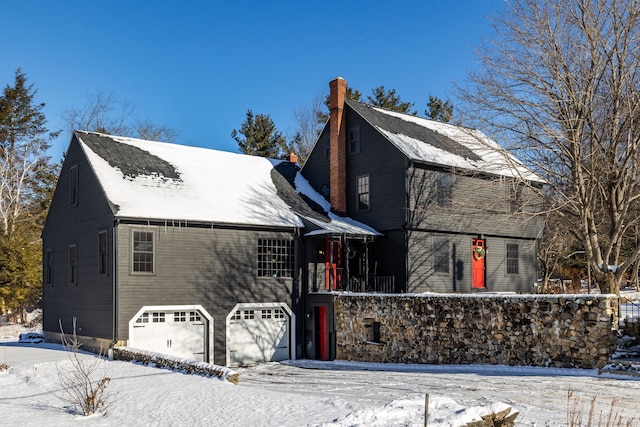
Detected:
left=227, top=305, right=291, bottom=366
left=130, top=309, right=208, bottom=361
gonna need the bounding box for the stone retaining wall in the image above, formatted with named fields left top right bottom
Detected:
left=334, top=294, right=618, bottom=369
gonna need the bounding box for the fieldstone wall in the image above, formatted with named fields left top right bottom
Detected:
left=334, top=294, right=618, bottom=369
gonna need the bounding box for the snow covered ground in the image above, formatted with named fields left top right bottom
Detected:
left=0, top=335, right=638, bottom=425
left=1, top=295, right=639, bottom=426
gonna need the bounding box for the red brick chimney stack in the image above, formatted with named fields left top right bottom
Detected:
left=287, top=152, right=298, bottom=163
left=329, top=77, right=347, bottom=216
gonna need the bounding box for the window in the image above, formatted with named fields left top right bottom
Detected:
left=348, top=127, right=360, bottom=154
left=324, top=136, right=330, bottom=160
left=436, top=173, right=452, bottom=207
left=136, top=313, right=149, bottom=323
left=174, top=312, right=186, bottom=322
left=506, top=243, right=519, bottom=275
left=70, top=165, right=79, bottom=206
left=190, top=311, right=202, bottom=322
left=132, top=230, right=154, bottom=274
left=357, top=175, right=370, bottom=211
left=45, top=249, right=53, bottom=286
left=68, top=244, right=77, bottom=285
left=509, top=183, right=523, bottom=213
left=261, top=309, right=272, bottom=319
left=433, top=239, right=449, bottom=274
left=98, top=231, right=108, bottom=275
left=366, top=318, right=381, bottom=344
left=152, top=312, right=165, bottom=323
left=257, top=238, right=294, bottom=278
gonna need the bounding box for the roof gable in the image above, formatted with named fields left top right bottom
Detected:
left=346, top=100, right=542, bottom=182
left=74, top=131, right=378, bottom=235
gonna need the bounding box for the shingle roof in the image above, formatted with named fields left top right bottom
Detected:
left=347, top=100, right=543, bottom=182
left=76, top=131, right=379, bottom=235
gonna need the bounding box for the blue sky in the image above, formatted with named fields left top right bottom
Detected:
left=3, top=1, right=504, bottom=162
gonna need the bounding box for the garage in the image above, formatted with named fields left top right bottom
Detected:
left=128, top=305, right=214, bottom=362
left=226, top=303, right=295, bottom=366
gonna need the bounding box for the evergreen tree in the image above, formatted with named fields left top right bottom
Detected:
left=0, top=69, right=58, bottom=321
left=367, top=86, right=415, bottom=114
left=232, top=110, right=288, bottom=158
left=425, top=95, right=454, bottom=123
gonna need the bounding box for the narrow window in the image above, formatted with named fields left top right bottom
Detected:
left=509, top=183, right=523, bottom=213
left=257, top=238, right=294, bottom=278
left=98, top=231, right=108, bottom=275
left=357, top=175, right=370, bottom=211
left=70, top=165, right=79, bottom=206
left=68, top=244, right=77, bottom=285
left=348, top=127, right=360, bottom=154
left=506, top=243, right=519, bottom=275
left=433, top=239, right=449, bottom=274
left=132, top=230, right=154, bottom=274
left=45, top=249, right=53, bottom=286
left=324, top=136, right=330, bottom=160
left=436, top=173, right=452, bottom=207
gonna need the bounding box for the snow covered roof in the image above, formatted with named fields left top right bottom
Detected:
left=75, top=131, right=379, bottom=236
left=347, top=100, right=544, bottom=183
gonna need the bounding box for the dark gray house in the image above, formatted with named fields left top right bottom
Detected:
left=42, top=78, right=544, bottom=365
left=41, top=130, right=377, bottom=366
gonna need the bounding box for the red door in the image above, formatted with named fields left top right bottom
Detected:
left=472, top=238, right=486, bottom=289
left=315, top=306, right=329, bottom=360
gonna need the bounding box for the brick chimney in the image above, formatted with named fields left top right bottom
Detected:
left=287, top=152, right=298, bottom=163
left=329, top=77, right=347, bottom=216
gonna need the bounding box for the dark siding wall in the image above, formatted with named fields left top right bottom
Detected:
left=115, top=224, right=300, bottom=365
left=300, top=126, right=330, bottom=196
left=407, top=231, right=537, bottom=293
left=407, top=165, right=543, bottom=239
left=42, top=136, right=115, bottom=339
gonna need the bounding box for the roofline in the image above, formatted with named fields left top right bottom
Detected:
left=114, top=217, right=299, bottom=232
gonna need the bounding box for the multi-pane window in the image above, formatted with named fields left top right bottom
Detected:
left=433, top=239, right=449, bottom=274
left=45, top=249, right=53, bottom=286
left=70, top=165, right=79, bottom=206
left=136, top=313, right=149, bottom=323
left=68, top=244, right=77, bottom=285
left=436, top=173, right=452, bottom=207
left=257, top=239, right=294, bottom=278
left=348, top=127, right=360, bottom=154
left=98, top=231, right=108, bottom=275
left=152, top=312, right=165, bottom=323
left=357, top=175, right=370, bottom=211
left=189, top=311, right=202, bottom=322
left=174, top=312, right=186, bottom=322
left=506, top=243, right=519, bottom=275
left=132, top=230, right=154, bottom=273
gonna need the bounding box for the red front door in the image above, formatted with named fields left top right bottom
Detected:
left=472, top=238, right=486, bottom=289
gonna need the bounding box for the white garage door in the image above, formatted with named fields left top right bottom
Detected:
left=227, top=303, right=294, bottom=366
left=129, top=306, right=211, bottom=362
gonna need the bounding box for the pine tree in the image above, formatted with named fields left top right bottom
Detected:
left=367, top=86, right=415, bottom=114
left=0, top=69, right=58, bottom=321
left=425, top=95, right=454, bottom=123
left=232, top=110, right=288, bottom=158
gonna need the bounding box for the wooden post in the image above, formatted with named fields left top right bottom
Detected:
left=424, top=393, right=429, bottom=427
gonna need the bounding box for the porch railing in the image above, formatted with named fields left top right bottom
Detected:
left=344, top=275, right=395, bottom=293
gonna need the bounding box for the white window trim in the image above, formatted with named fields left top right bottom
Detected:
left=130, top=228, right=156, bottom=275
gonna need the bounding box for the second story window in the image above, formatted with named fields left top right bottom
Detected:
left=132, top=230, right=154, bottom=274
left=436, top=173, right=452, bottom=207
left=258, top=238, right=294, bottom=278
left=324, top=136, right=330, bottom=160
left=509, top=183, right=523, bottom=213
left=70, top=165, right=79, bottom=206
left=357, top=175, right=370, bottom=211
left=433, top=239, right=449, bottom=274
left=348, top=127, right=360, bottom=154
left=45, top=249, right=53, bottom=286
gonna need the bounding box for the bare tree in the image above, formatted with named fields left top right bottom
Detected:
left=289, top=93, right=326, bottom=164
left=62, top=90, right=178, bottom=142
left=459, top=0, right=640, bottom=294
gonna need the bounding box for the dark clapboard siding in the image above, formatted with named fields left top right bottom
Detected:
left=42, top=135, right=116, bottom=339
left=115, top=224, right=299, bottom=365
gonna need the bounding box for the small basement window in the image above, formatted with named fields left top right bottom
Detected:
left=365, top=318, right=382, bottom=344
